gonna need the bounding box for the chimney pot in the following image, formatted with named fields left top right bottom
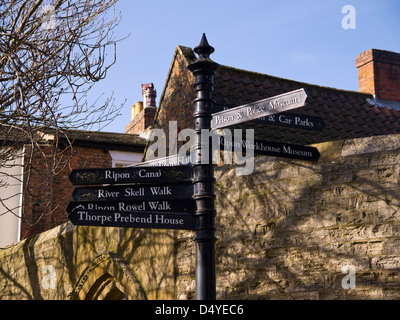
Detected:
left=141, top=83, right=157, bottom=108
left=135, top=101, right=143, bottom=118
left=131, top=104, right=136, bottom=121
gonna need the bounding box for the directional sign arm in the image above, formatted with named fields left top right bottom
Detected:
left=211, top=88, right=308, bottom=130
left=66, top=199, right=196, bottom=215
left=68, top=209, right=196, bottom=230
left=69, top=165, right=193, bottom=186
left=72, top=183, right=194, bottom=201
left=218, top=136, right=320, bottom=162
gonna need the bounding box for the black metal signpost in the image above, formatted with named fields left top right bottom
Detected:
left=67, top=34, right=324, bottom=301
left=188, top=34, right=219, bottom=300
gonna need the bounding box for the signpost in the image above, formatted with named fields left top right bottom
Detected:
left=188, top=34, right=219, bottom=300
left=66, top=34, right=324, bottom=301
left=211, top=88, right=308, bottom=130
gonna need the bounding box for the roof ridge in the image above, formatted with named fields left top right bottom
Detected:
left=218, top=64, right=372, bottom=97
left=177, top=44, right=373, bottom=98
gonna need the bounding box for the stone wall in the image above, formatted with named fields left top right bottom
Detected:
left=177, top=133, right=400, bottom=299
left=1, top=133, right=400, bottom=299
left=0, top=223, right=177, bottom=300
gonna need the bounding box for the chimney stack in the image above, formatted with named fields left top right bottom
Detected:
left=356, top=49, right=400, bottom=102
left=126, top=84, right=157, bottom=136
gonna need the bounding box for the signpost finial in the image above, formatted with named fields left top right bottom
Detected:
left=194, top=33, right=215, bottom=59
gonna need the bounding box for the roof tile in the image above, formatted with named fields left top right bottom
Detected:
left=165, top=45, right=400, bottom=146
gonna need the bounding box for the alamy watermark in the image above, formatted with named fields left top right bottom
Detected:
left=341, top=265, right=356, bottom=289
left=41, top=5, right=56, bottom=30
left=341, top=5, right=356, bottom=30
left=146, top=121, right=255, bottom=176
left=41, top=265, right=56, bottom=290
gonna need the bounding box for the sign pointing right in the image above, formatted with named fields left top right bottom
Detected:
left=211, top=88, right=308, bottom=130
left=219, top=136, right=320, bottom=162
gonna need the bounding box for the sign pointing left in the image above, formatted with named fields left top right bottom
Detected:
left=68, top=209, right=196, bottom=230
left=66, top=199, right=196, bottom=215
left=68, top=165, right=193, bottom=186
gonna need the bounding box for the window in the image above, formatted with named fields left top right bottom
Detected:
left=108, top=150, right=143, bottom=168
left=0, top=148, right=24, bottom=248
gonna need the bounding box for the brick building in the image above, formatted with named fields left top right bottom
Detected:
left=0, top=128, right=147, bottom=247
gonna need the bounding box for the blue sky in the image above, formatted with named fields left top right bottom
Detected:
left=83, top=0, right=400, bottom=133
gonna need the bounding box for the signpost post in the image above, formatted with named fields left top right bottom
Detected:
left=188, top=34, right=219, bottom=300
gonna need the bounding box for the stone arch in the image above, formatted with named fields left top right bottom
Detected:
left=68, top=251, right=147, bottom=300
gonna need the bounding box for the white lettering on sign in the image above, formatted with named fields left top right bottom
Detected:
left=269, top=97, right=298, bottom=110
left=148, top=201, right=172, bottom=211
left=215, top=114, right=235, bottom=125
left=138, top=169, right=161, bottom=178
left=211, top=88, right=307, bottom=130
left=118, top=202, right=145, bottom=212
left=283, top=146, right=313, bottom=158
left=246, top=104, right=266, bottom=117
left=150, top=186, right=172, bottom=196
left=87, top=203, right=115, bottom=211
left=155, top=214, right=184, bottom=225
left=78, top=211, right=112, bottom=225
left=294, top=116, right=314, bottom=127
left=98, top=189, right=120, bottom=198
left=124, top=187, right=145, bottom=197
left=104, top=170, right=130, bottom=182
left=114, top=212, right=152, bottom=224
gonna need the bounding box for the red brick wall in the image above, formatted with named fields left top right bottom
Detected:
left=20, top=144, right=112, bottom=239
left=153, top=48, right=196, bottom=154
left=356, top=49, right=400, bottom=101
left=126, top=107, right=157, bottom=135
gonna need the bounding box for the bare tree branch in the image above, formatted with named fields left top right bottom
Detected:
left=0, top=0, right=126, bottom=230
